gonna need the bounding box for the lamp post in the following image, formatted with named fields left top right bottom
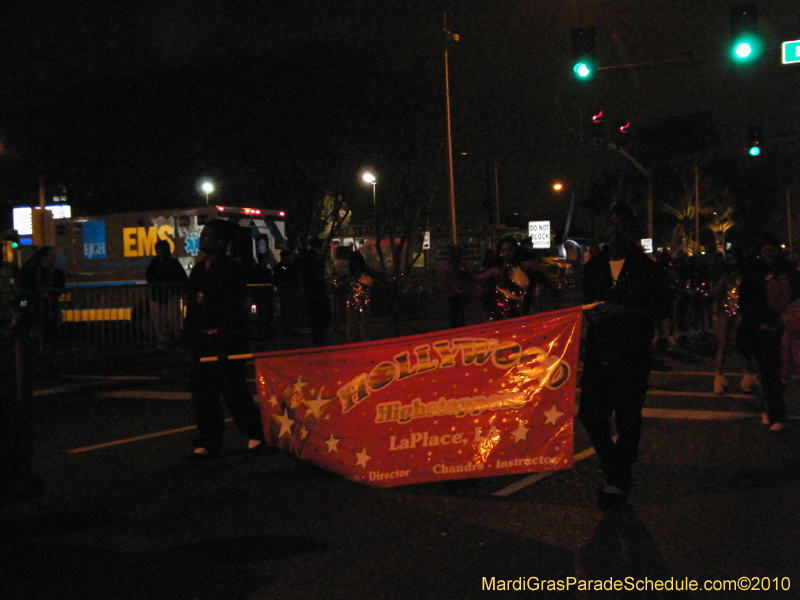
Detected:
left=200, top=180, right=214, bottom=205
left=552, top=181, right=576, bottom=246
left=362, top=172, right=377, bottom=211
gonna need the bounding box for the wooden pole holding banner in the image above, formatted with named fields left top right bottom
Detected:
left=199, top=353, right=255, bottom=362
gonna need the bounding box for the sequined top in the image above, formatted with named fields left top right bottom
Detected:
left=724, top=275, right=741, bottom=318
left=488, top=266, right=529, bottom=321
left=346, top=274, right=373, bottom=314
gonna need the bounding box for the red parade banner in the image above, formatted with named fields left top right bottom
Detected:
left=253, top=306, right=582, bottom=487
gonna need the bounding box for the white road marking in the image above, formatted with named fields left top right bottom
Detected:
left=492, top=445, right=601, bottom=497
left=63, top=376, right=773, bottom=498
left=642, top=408, right=754, bottom=420
left=33, top=376, right=163, bottom=398
left=492, top=408, right=765, bottom=497
left=98, top=390, right=192, bottom=400
left=63, top=375, right=164, bottom=381
left=68, top=418, right=233, bottom=454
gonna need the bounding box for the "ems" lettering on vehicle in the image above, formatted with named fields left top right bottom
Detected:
left=122, top=225, right=175, bottom=257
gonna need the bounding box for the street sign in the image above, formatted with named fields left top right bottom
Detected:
left=528, top=221, right=551, bottom=249
left=782, top=40, right=800, bottom=64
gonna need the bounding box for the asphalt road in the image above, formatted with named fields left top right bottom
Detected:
left=3, top=336, right=800, bottom=600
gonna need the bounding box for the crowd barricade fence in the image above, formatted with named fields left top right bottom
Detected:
left=48, top=276, right=580, bottom=349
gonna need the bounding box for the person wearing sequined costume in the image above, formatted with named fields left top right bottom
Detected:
left=710, top=250, right=757, bottom=394
left=476, top=237, right=530, bottom=321
left=341, top=251, right=373, bottom=343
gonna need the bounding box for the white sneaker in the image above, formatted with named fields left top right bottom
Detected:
left=713, top=375, right=729, bottom=394
left=603, top=482, right=626, bottom=496
left=769, top=422, right=785, bottom=432
left=740, top=373, right=758, bottom=392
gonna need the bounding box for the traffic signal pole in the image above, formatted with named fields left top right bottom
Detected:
left=615, top=146, right=654, bottom=242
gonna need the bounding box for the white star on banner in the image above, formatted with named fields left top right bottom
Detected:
left=274, top=409, right=295, bottom=438
left=268, top=395, right=279, bottom=408
left=511, top=422, right=530, bottom=443
left=543, top=405, right=564, bottom=426
left=292, top=376, right=308, bottom=395
left=326, top=434, right=340, bottom=453
left=305, top=387, right=333, bottom=418
left=355, top=448, right=371, bottom=468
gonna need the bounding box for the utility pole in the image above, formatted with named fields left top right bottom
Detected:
left=787, top=188, right=793, bottom=258
left=695, top=160, right=700, bottom=255
left=444, top=12, right=458, bottom=246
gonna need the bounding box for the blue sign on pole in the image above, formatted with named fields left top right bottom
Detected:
left=783, top=40, right=800, bottom=64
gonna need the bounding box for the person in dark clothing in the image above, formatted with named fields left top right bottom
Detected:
left=18, top=246, right=65, bottom=352
left=579, top=203, right=672, bottom=508
left=183, top=219, right=265, bottom=458
left=738, top=235, right=800, bottom=432
left=146, top=239, right=187, bottom=351
left=517, top=240, right=548, bottom=315
left=272, top=249, right=301, bottom=336
left=300, top=238, right=332, bottom=346
left=441, top=244, right=474, bottom=328
left=1, top=258, right=41, bottom=499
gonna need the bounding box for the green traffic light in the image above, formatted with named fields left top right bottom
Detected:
left=749, top=146, right=760, bottom=157
left=731, top=34, right=761, bottom=62
left=573, top=62, right=592, bottom=78
left=735, top=42, right=752, bottom=59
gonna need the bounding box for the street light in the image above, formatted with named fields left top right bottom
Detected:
left=200, top=180, right=214, bottom=205
left=362, top=172, right=377, bottom=211
left=551, top=180, right=575, bottom=245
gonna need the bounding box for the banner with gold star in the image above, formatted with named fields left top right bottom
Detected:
left=253, top=306, right=582, bottom=487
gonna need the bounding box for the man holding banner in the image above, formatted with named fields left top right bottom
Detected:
left=183, top=220, right=265, bottom=458
left=579, top=203, right=672, bottom=508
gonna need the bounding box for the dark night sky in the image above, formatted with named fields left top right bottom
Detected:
left=2, top=0, right=800, bottom=242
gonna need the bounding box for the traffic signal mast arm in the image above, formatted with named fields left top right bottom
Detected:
left=596, top=54, right=706, bottom=72
left=573, top=4, right=777, bottom=76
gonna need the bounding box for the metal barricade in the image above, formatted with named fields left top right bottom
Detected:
left=57, top=283, right=184, bottom=348
left=51, top=277, right=579, bottom=349
left=246, top=284, right=277, bottom=340
left=54, top=283, right=279, bottom=349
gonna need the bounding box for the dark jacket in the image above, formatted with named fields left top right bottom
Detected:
left=739, top=254, right=800, bottom=331
left=582, top=245, right=672, bottom=384
left=183, top=255, right=248, bottom=356
left=146, top=256, right=187, bottom=303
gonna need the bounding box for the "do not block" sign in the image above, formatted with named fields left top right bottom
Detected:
left=528, top=221, right=551, bottom=249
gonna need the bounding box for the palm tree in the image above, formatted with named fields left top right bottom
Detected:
left=707, top=205, right=735, bottom=254
left=661, top=166, right=726, bottom=255
left=663, top=199, right=701, bottom=255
